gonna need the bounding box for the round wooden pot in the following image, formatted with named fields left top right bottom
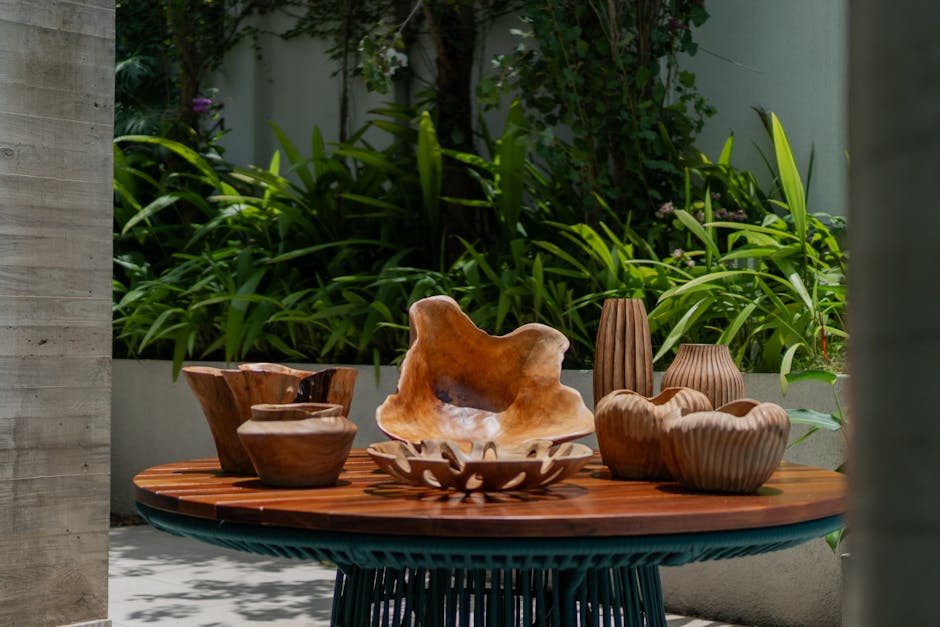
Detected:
left=238, top=402, right=356, bottom=487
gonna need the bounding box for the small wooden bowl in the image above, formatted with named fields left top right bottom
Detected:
left=594, top=387, right=712, bottom=480
left=367, top=439, right=593, bottom=492
left=237, top=402, right=355, bottom=487
left=661, top=399, right=790, bottom=493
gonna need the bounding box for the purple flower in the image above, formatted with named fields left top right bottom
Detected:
left=192, top=98, right=213, bottom=113
left=715, top=207, right=748, bottom=222
left=656, top=201, right=675, bottom=219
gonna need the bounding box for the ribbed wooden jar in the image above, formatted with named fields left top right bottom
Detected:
left=660, top=343, right=744, bottom=408
left=593, top=298, right=654, bottom=406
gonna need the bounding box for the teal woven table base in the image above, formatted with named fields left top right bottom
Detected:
left=329, top=564, right=664, bottom=627
left=136, top=503, right=841, bottom=627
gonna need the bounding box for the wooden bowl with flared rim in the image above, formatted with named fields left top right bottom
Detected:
left=375, top=296, right=595, bottom=446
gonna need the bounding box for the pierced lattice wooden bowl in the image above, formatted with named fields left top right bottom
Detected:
left=367, top=439, right=593, bottom=492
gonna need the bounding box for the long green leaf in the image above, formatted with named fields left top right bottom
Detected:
left=224, top=267, right=267, bottom=361
left=674, top=209, right=720, bottom=260
left=115, top=135, right=223, bottom=188
left=718, top=133, right=734, bottom=165
left=139, top=307, right=185, bottom=351
left=417, top=111, right=442, bottom=232
left=785, top=369, right=839, bottom=385
left=771, top=113, right=807, bottom=246
left=658, top=270, right=753, bottom=301
left=653, top=297, right=711, bottom=362
left=787, top=408, right=842, bottom=431
left=267, top=239, right=392, bottom=264
left=778, top=342, right=804, bottom=394
left=122, top=194, right=182, bottom=234
left=333, top=148, right=408, bottom=177
left=774, top=258, right=815, bottom=311
left=717, top=302, right=757, bottom=345
left=271, top=123, right=316, bottom=191
left=496, top=101, right=526, bottom=232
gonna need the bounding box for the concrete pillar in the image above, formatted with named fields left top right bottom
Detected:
left=847, top=2, right=940, bottom=624
left=0, top=2, right=114, bottom=625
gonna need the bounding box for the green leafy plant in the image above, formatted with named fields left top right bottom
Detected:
left=481, top=0, right=713, bottom=230
left=114, top=100, right=847, bottom=384
left=783, top=368, right=847, bottom=551
left=648, top=113, right=848, bottom=374
left=114, top=107, right=537, bottom=375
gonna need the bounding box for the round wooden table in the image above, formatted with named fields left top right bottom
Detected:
left=134, top=450, right=846, bottom=627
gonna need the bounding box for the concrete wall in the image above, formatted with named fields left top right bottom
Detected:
left=212, top=3, right=848, bottom=216
left=687, top=0, right=848, bottom=217
left=113, top=359, right=845, bottom=627
left=0, top=2, right=114, bottom=625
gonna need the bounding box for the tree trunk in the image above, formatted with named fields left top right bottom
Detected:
left=424, top=0, right=485, bottom=262
left=0, top=2, right=113, bottom=625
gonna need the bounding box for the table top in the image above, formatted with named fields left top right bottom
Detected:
left=134, top=449, right=847, bottom=539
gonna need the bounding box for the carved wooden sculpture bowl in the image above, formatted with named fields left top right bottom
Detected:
left=661, top=399, right=791, bottom=493
left=367, top=439, right=593, bottom=492
left=375, top=296, right=594, bottom=445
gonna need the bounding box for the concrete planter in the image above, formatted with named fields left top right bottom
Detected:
left=112, top=359, right=846, bottom=626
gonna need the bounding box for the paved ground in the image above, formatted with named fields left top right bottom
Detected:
left=109, top=525, right=744, bottom=626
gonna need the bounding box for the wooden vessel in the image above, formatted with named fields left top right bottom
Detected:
left=376, top=296, right=594, bottom=445
left=661, top=399, right=791, bottom=493
left=595, top=387, right=712, bottom=479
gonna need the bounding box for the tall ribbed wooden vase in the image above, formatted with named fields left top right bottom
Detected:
left=660, top=343, right=744, bottom=408
left=593, top=298, right=654, bottom=406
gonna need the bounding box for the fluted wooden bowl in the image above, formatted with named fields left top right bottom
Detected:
left=595, top=387, right=712, bottom=480
left=367, top=439, right=593, bottom=492
left=661, top=399, right=790, bottom=493
left=375, top=296, right=594, bottom=445
left=237, top=402, right=355, bottom=488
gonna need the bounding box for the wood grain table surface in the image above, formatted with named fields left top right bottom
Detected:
left=134, top=449, right=847, bottom=539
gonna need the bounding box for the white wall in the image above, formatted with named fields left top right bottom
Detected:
left=687, top=0, right=848, bottom=216
left=213, top=10, right=386, bottom=169
left=212, top=4, right=848, bottom=216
